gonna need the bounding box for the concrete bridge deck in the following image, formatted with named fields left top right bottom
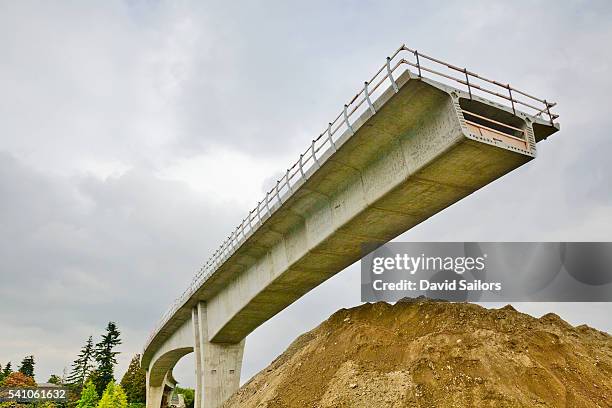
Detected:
left=142, top=45, right=559, bottom=408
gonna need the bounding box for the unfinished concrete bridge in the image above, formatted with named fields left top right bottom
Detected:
left=142, top=45, right=560, bottom=408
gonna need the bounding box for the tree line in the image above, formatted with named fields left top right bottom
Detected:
left=1, top=322, right=146, bottom=408
left=0, top=356, right=36, bottom=387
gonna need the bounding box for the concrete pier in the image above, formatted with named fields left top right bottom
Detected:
left=193, top=302, right=244, bottom=408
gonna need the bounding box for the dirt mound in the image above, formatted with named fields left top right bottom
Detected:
left=223, top=299, right=612, bottom=407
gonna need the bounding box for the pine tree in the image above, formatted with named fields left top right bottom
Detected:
left=94, top=322, right=122, bottom=396
left=98, top=381, right=127, bottom=408
left=2, top=362, right=12, bottom=379
left=48, top=374, right=63, bottom=385
left=62, top=366, right=68, bottom=384
left=76, top=380, right=99, bottom=408
left=120, top=355, right=146, bottom=404
left=18, top=355, right=35, bottom=379
left=114, top=384, right=128, bottom=408
left=67, top=336, right=96, bottom=388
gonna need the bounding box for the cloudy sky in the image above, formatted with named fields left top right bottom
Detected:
left=1, top=0, right=611, bottom=387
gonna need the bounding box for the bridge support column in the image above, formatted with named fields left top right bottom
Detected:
left=146, top=371, right=165, bottom=408
left=193, top=302, right=245, bottom=408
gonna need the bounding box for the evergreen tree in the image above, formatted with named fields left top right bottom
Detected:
left=2, top=362, right=12, bottom=379
left=114, top=384, right=128, bottom=408
left=98, top=381, right=127, bottom=408
left=86, top=369, right=99, bottom=386
left=67, top=336, right=96, bottom=388
left=18, top=355, right=35, bottom=379
left=120, top=355, right=146, bottom=404
left=94, top=322, right=122, bottom=395
left=48, top=374, right=63, bottom=385
left=76, top=380, right=99, bottom=408
left=62, top=366, right=68, bottom=384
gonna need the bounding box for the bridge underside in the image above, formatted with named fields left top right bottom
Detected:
left=199, top=71, right=554, bottom=343
left=143, top=70, right=558, bottom=408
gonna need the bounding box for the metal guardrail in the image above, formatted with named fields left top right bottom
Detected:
left=143, top=44, right=558, bottom=351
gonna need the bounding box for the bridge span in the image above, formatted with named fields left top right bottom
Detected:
left=142, top=45, right=559, bottom=408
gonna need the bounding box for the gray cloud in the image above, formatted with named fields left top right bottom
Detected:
left=1, top=0, right=611, bottom=388
left=0, top=151, right=242, bottom=379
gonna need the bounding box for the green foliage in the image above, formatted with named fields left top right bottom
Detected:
left=18, top=356, right=34, bottom=379
left=94, top=323, right=122, bottom=396
left=76, top=380, right=99, bottom=408
left=174, top=387, right=194, bottom=408
left=98, top=381, right=127, bottom=408
left=119, top=355, right=145, bottom=404
left=113, top=384, right=128, bottom=408
left=85, top=370, right=99, bottom=387
left=1, top=362, right=12, bottom=383
left=127, top=403, right=145, bottom=408
left=67, top=336, right=96, bottom=389
left=47, top=374, right=63, bottom=385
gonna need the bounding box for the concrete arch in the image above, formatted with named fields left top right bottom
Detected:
left=146, top=317, right=195, bottom=408
left=166, top=368, right=178, bottom=388
left=148, top=347, right=193, bottom=388
left=148, top=316, right=194, bottom=385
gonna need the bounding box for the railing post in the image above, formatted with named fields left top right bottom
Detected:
left=327, top=123, right=337, bottom=152
left=464, top=68, right=472, bottom=100
left=343, top=104, right=354, bottom=135
left=544, top=100, right=553, bottom=124
left=256, top=201, right=262, bottom=225
left=264, top=191, right=271, bottom=217
left=285, top=169, right=293, bottom=194
left=298, top=153, right=305, bottom=177
left=386, top=57, right=399, bottom=92
left=240, top=219, right=247, bottom=240
left=311, top=140, right=320, bottom=168
left=508, top=84, right=516, bottom=115
left=275, top=180, right=282, bottom=205
left=364, top=81, right=376, bottom=114
left=247, top=210, right=253, bottom=230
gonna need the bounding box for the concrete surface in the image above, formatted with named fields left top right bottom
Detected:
left=142, top=69, right=559, bottom=408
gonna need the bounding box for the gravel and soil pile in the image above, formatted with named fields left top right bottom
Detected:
left=223, top=299, right=611, bottom=407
